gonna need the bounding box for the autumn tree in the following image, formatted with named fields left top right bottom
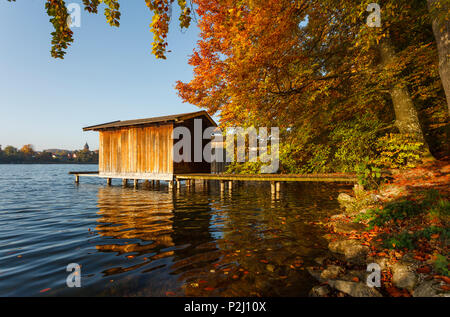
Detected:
left=427, top=0, right=450, bottom=114
left=20, top=144, right=35, bottom=156
left=175, top=0, right=448, bottom=165
left=6, top=0, right=449, bottom=170
left=6, top=0, right=192, bottom=59
left=3, top=145, right=18, bottom=157
left=7, top=0, right=448, bottom=113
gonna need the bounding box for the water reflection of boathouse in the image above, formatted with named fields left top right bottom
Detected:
left=95, top=187, right=215, bottom=267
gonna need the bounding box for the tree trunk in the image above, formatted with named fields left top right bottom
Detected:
left=427, top=0, right=450, bottom=114
left=379, top=40, right=433, bottom=156
left=379, top=41, right=424, bottom=138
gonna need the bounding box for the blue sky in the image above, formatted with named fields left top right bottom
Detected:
left=0, top=1, right=201, bottom=151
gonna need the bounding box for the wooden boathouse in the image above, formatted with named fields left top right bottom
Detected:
left=79, top=111, right=217, bottom=187
left=71, top=111, right=359, bottom=192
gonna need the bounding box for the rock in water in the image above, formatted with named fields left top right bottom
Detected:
left=328, top=239, right=369, bottom=264
left=337, top=193, right=355, bottom=211
left=266, top=264, right=275, bottom=272
left=392, top=262, right=418, bottom=292
left=413, top=280, right=441, bottom=297
left=309, top=285, right=330, bottom=297
left=307, top=267, right=323, bottom=282
left=327, top=280, right=382, bottom=297
left=332, top=221, right=366, bottom=234
left=314, top=256, right=327, bottom=266
left=320, top=265, right=344, bottom=280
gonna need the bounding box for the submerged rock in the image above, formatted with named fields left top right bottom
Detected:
left=332, top=221, right=366, bottom=234
left=307, top=267, right=324, bottom=282
left=314, top=256, right=327, bottom=266
left=320, top=265, right=344, bottom=280
left=342, top=270, right=369, bottom=283
left=266, top=264, right=275, bottom=272
left=337, top=193, right=355, bottom=211
left=309, top=285, right=331, bottom=297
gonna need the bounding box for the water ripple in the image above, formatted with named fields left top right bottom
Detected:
left=0, top=164, right=351, bottom=296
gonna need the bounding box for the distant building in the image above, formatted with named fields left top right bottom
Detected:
left=84, top=142, right=90, bottom=151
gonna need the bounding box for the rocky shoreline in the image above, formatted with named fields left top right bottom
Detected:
left=307, top=177, right=450, bottom=297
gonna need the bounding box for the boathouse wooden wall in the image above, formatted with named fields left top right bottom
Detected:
left=99, top=124, right=174, bottom=177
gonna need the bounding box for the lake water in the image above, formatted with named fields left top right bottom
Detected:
left=0, top=164, right=351, bottom=296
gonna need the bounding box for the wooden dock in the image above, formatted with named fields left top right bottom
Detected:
left=69, top=171, right=357, bottom=193
left=175, top=173, right=357, bottom=182
left=177, top=173, right=357, bottom=193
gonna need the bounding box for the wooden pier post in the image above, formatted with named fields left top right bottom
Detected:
left=275, top=181, right=281, bottom=192
left=156, top=180, right=160, bottom=188
left=75, top=175, right=79, bottom=184
left=107, top=178, right=112, bottom=186
left=220, top=180, right=225, bottom=192
left=122, top=179, right=128, bottom=187
left=168, top=180, right=174, bottom=190
left=271, top=181, right=276, bottom=194
left=228, top=180, right=233, bottom=191
left=133, top=179, right=139, bottom=188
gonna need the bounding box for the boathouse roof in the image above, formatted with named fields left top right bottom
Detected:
left=83, top=110, right=217, bottom=131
